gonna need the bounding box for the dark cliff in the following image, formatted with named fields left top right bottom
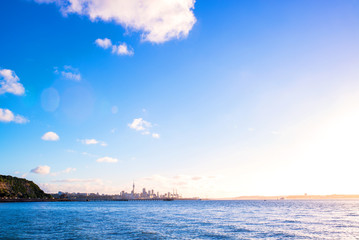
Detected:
left=0, top=175, right=52, bottom=199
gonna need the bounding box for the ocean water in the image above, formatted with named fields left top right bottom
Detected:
left=1, top=200, right=359, bottom=239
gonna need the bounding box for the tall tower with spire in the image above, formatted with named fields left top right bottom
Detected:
left=131, top=180, right=135, bottom=195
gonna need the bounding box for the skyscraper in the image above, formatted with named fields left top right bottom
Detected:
left=131, top=181, right=135, bottom=195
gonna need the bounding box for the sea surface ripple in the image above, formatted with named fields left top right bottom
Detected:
left=1, top=200, right=359, bottom=239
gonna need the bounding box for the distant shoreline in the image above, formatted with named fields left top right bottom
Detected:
left=2, top=196, right=359, bottom=202
left=209, top=194, right=359, bottom=200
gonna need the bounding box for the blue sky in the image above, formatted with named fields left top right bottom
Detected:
left=1, top=0, right=359, bottom=197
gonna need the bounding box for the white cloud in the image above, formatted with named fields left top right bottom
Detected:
left=129, top=118, right=161, bottom=137
left=152, top=133, right=160, bottom=139
left=96, top=156, right=118, bottom=163
left=31, top=165, right=51, bottom=175
left=112, top=43, right=134, bottom=56
left=61, top=71, right=81, bottom=81
left=82, top=139, right=98, bottom=144
left=42, top=131, right=60, bottom=141
left=0, top=69, right=25, bottom=95
left=95, top=38, right=112, bottom=49
left=14, top=115, right=28, bottom=124
left=35, top=0, right=196, bottom=43
left=95, top=38, right=134, bottom=56
left=55, top=65, right=81, bottom=81
left=79, top=138, right=107, bottom=146
left=0, top=108, right=29, bottom=124
left=128, top=118, right=152, bottom=131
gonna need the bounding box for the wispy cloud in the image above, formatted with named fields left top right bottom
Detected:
left=111, top=106, right=118, bottom=114
left=96, top=156, right=118, bottom=163
left=55, top=65, right=81, bottom=81
left=0, top=69, right=25, bottom=95
left=51, top=178, right=102, bottom=183
left=66, top=149, right=98, bottom=158
left=78, top=138, right=107, bottom=146
left=61, top=71, right=81, bottom=81
left=40, top=178, right=124, bottom=194
left=51, top=167, right=76, bottom=176
left=65, top=149, right=76, bottom=153
left=82, top=152, right=98, bottom=158
left=82, top=139, right=98, bottom=145
left=42, top=131, right=60, bottom=141
left=35, top=0, right=196, bottom=43
left=95, top=38, right=134, bottom=56
left=152, top=133, right=160, bottom=139
left=31, top=165, right=51, bottom=175
left=0, top=108, right=29, bottom=124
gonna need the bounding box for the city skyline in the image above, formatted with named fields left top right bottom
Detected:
left=55, top=180, right=183, bottom=200
left=1, top=0, right=359, bottom=198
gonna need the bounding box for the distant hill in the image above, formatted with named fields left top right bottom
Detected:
left=0, top=175, right=52, bottom=199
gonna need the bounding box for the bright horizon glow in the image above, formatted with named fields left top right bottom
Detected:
left=1, top=0, right=359, bottom=198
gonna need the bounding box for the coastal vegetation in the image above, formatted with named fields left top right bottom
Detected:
left=0, top=175, right=52, bottom=199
